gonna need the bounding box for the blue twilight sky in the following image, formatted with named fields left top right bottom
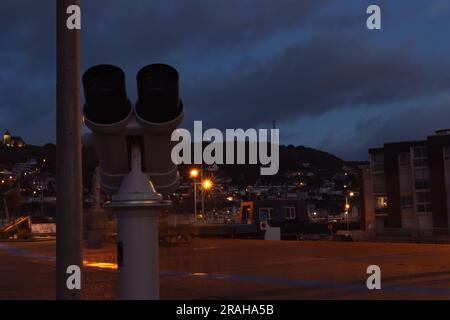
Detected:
left=1, top=0, right=450, bottom=160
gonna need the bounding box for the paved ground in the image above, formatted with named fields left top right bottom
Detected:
left=1, top=239, right=450, bottom=299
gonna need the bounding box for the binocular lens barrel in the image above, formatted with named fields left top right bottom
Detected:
left=136, top=64, right=182, bottom=123
left=83, top=65, right=131, bottom=124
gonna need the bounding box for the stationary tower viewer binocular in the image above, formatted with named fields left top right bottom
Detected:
left=82, top=63, right=184, bottom=196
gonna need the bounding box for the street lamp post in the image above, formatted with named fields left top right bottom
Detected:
left=40, top=181, right=44, bottom=217
left=201, top=163, right=204, bottom=216
left=189, top=169, right=199, bottom=223
left=194, top=181, right=197, bottom=222
left=345, top=191, right=355, bottom=234
left=190, top=169, right=213, bottom=223
left=201, top=186, right=205, bottom=219
left=345, top=197, right=350, bottom=234
left=201, top=179, right=213, bottom=222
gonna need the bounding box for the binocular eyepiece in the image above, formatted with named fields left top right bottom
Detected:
left=83, top=63, right=182, bottom=125
left=82, top=63, right=184, bottom=196
left=136, top=64, right=182, bottom=123
left=83, top=64, right=131, bottom=125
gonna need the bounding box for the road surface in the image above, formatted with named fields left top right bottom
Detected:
left=1, top=239, right=450, bottom=299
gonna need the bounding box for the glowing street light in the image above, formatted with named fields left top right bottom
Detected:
left=202, top=179, right=213, bottom=190
left=190, top=168, right=199, bottom=178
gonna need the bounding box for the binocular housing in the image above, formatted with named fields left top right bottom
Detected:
left=82, top=63, right=184, bottom=195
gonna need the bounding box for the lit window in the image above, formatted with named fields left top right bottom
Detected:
left=374, top=196, right=388, bottom=211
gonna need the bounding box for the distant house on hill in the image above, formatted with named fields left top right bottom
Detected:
left=2, top=130, right=26, bottom=148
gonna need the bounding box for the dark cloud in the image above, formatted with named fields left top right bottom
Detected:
left=0, top=0, right=331, bottom=143
left=185, top=34, right=450, bottom=128
left=313, top=95, right=450, bottom=160
left=0, top=1, right=55, bottom=141
left=1, top=0, right=450, bottom=161
left=362, top=98, right=450, bottom=147
left=81, top=0, right=328, bottom=58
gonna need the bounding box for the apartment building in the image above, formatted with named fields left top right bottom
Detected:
left=362, top=130, right=450, bottom=237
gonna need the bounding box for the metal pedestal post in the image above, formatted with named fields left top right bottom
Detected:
left=106, top=141, right=170, bottom=300
left=116, top=209, right=159, bottom=299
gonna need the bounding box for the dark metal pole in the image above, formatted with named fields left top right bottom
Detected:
left=193, top=181, right=197, bottom=223
left=56, top=0, right=82, bottom=300
left=40, top=180, right=44, bottom=217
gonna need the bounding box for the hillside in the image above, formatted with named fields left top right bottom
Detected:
left=0, top=144, right=98, bottom=189
left=0, top=143, right=349, bottom=188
